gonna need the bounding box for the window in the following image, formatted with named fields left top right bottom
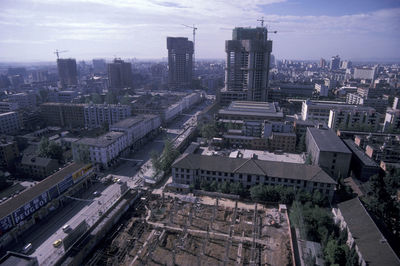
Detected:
left=247, top=175, right=251, bottom=182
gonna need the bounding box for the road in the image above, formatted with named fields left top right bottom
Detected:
left=9, top=98, right=212, bottom=264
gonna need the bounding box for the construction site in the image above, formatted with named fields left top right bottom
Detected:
left=85, top=191, right=292, bottom=266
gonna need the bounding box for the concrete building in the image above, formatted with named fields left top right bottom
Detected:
left=172, top=153, right=336, bottom=200
left=0, top=139, right=19, bottom=169
left=346, top=93, right=388, bottom=113
left=0, top=163, right=94, bottom=248
left=306, top=128, right=351, bottom=179
left=353, top=67, right=377, bottom=80
left=329, top=55, right=340, bottom=70
left=57, top=58, right=78, bottom=88
left=328, top=106, right=380, bottom=131
left=342, top=139, right=380, bottom=181
left=314, top=83, right=329, bottom=97
left=224, top=120, right=296, bottom=152
left=220, top=27, right=272, bottom=104
left=20, top=155, right=60, bottom=180
left=333, top=198, right=400, bottom=266
left=40, top=103, right=85, bottom=128
left=72, top=131, right=129, bottom=168
left=110, top=115, right=161, bottom=147
left=107, top=59, right=133, bottom=88
left=8, top=93, right=37, bottom=110
left=92, top=59, right=107, bottom=74
left=301, top=100, right=365, bottom=123
left=0, top=102, right=19, bottom=114
left=0, top=112, right=21, bottom=135
left=167, top=37, right=193, bottom=89
left=48, top=90, right=78, bottom=103
left=217, top=101, right=283, bottom=123
left=83, top=103, right=131, bottom=129
left=383, top=109, right=400, bottom=132
left=163, top=92, right=201, bottom=123
left=392, top=97, right=400, bottom=110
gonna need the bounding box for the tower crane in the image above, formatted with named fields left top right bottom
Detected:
left=182, top=24, right=198, bottom=69
left=257, top=17, right=277, bottom=42
left=54, top=49, right=68, bottom=59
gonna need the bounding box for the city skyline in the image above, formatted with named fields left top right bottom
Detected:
left=0, top=0, right=399, bottom=62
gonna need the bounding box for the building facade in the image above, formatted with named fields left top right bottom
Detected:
left=306, top=128, right=351, bottom=179
left=110, top=115, right=161, bottom=147
left=220, top=27, right=272, bottom=104
left=0, top=112, right=21, bottom=135
left=172, top=154, right=336, bottom=200
left=72, top=131, right=129, bottom=168
left=107, top=59, right=133, bottom=88
left=83, top=103, right=131, bottom=128
left=328, top=107, right=380, bottom=131
left=167, top=37, right=193, bottom=90
left=57, top=58, right=78, bottom=88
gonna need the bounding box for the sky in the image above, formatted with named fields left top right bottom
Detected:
left=0, top=0, right=399, bottom=62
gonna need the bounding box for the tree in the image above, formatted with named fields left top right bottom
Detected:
left=324, top=238, right=347, bottom=266
left=91, top=93, right=102, bottom=104
left=38, top=137, right=63, bottom=161
left=305, top=153, right=312, bottom=165
left=120, top=93, right=132, bottom=105
left=200, top=122, right=218, bottom=140
left=105, top=91, right=118, bottom=104
left=296, top=134, right=306, bottom=152
left=150, top=150, right=162, bottom=174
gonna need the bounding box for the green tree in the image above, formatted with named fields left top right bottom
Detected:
left=200, top=122, right=218, bottom=140
left=296, top=134, right=306, bottom=152
left=38, top=137, right=63, bottom=161
left=157, top=139, right=180, bottom=173
left=91, top=93, right=102, bottom=104
left=150, top=150, right=162, bottom=174
left=120, top=93, right=132, bottom=105
left=305, top=153, right=312, bottom=165
left=105, top=91, right=118, bottom=104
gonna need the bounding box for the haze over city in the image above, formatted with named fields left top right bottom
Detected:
left=1, top=0, right=400, bottom=62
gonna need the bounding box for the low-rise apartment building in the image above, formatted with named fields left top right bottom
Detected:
left=172, top=154, right=336, bottom=200
left=110, top=115, right=161, bottom=147
left=306, top=128, right=351, bottom=179
left=0, top=112, right=21, bottom=135
left=72, top=131, right=129, bottom=169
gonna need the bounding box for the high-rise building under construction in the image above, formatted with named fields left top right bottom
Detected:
left=167, top=37, right=193, bottom=90
left=57, top=58, right=78, bottom=89
left=219, top=27, right=273, bottom=105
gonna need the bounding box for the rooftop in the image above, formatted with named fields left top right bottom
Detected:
left=219, top=101, right=284, bottom=118
left=337, top=198, right=400, bottom=266
left=76, top=131, right=125, bottom=148
left=173, top=154, right=336, bottom=184
left=307, top=128, right=351, bottom=154
left=21, top=155, right=57, bottom=167
left=0, top=111, right=17, bottom=117
left=343, top=139, right=379, bottom=167
left=0, top=163, right=87, bottom=219
left=110, top=115, right=158, bottom=129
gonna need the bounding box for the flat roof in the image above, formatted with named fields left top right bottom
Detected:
left=76, top=131, right=125, bottom=148
left=343, top=139, right=379, bottom=167
left=338, top=198, right=400, bottom=266
left=307, top=128, right=351, bottom=154
left=0, top=111, right=17, bottom=117
left=238, top=149, right=305, bottom=164
left=0, top=163, right=87, bottom=219
left=219, top=101, right=284, bottom=118
left=110, top=115, right=158, bottom=129
left=173, top=154, right=336, bottom=184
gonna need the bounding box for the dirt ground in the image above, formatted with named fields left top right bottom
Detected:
left=107, top=193, right=293, bottom=266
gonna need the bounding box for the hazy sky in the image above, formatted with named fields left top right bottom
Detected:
left=0, top=0, right=399, bottom=62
